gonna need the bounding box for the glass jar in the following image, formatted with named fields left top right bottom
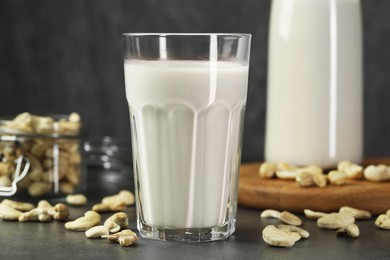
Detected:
left=0, top=114, right=85, bottom=199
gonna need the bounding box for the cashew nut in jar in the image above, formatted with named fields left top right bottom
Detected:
left=0, top=112, right=84, bottom=198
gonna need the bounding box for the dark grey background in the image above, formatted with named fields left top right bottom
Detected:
left=0, top=0, right=388, bottom=162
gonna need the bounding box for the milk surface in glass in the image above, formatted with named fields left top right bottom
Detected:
left=125, top=60, right=248, bottom=228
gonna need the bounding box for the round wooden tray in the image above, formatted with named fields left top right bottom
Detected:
left=238, top=158, right=390, bottom=215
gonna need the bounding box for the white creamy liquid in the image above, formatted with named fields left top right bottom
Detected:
left=125, top=60, right=248, bottom=228
left=266, top=0, right=363, bottom=168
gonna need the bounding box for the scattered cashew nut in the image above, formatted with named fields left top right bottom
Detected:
left=375, top=214, right=390, bottom=230
left=364, top=165, right=390, bottom=182
left=261, top=209, right=302, bottom=226
left=104, top=212, right=129, bottom=233
left=102, top=229, right=138, bottom=247
left=327, top=171, right=348, bottom=185
left=19, top=208, right=52, bottom=222
left=337, top=161, right=363, bottom=179
left=93, top=201, right=127, bottom=213
left=262, top=225, right=301, bottom=247
left=260, top=209, right=281, bottom=219
left=275, top=162, right=298, bottom=179
left=0, top=199, right=34, bottom=212
left=295, top=171, right=316, bottom=187
left=295, top=165, right=327, bottom=188
left=339, top=206, right=371, bottom=220
left=37, top=200, right=70, bottom=221
left=0, top=204, right=23, bottom=221
left=336, top=224, right=360, bottom=238
left=304, top=209, right=327, bottom=220
left=65, top=211, right=101, bottom=231
left=317, top=212, right=355, bottom=229
left=102, top=190, right=135, bottom=206
left=259, top=162, right=277, bottom=178
left=276, top=170, right=297, bottom=180
left=85, top=225, right=109, bottom=238
left=276, top=224, right=310, bottom=239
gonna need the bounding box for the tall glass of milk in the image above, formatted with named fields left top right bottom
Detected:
left=265, top=0, right=363, bottom=168
left=123, top=33, right=251, bottom=242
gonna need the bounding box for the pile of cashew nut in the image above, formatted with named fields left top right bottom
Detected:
left=0, top=190, right=137, bottom=247
left=64, top=190, right=137, bottom=247
left=0, top=198, right=69, bottom=222
left=0, top=112, right=83, bottom=197
left=261, top=206, right=390, bottom=247
left=259, top=160, right=390, bottom=187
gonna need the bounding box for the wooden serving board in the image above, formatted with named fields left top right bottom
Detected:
left=238, top=158, right=390, bottom=215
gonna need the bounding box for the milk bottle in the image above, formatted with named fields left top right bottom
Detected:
left=265, top=0, right=363, bottom=168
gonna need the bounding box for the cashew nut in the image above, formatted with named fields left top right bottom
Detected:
left=0, top=204, right=23, bottom=221
left=59, top=182, right=75, bottom=194
left=278, top=162, right=297, bottom=171
left=276, top=224, right=310, bottom=239
left=104, top=212, right=129, bottom=233
left=295, top=165, right=327, bottom=187
left=317, top=212, right=355, bottom=229
left=19, top=208, right=52, bottom=222
left=0, top=162, right=13, bottom=176
left=274, top=162, right=298, bottom=180
left=102, top=229, right=138, bottom=247
left=260, top=209, right=302, bottom=226
left=51, top=203, right=70, bottom=221
left=85, top=225, right=109, bottom=238
left=0, top=199, right=34, bottom=212
left=65, top=211, right=101, bottom=231
left=375, top=214, right=390, bottom=230
left=337, top=161, right=363, bottom=179
left=313, top=174, right=328, bottom=188
left=336, top=224, right=360, bottom=238
left=297, top=165, right=323, bottom=176
left=260, top=209, right=281, bottom=219
left=92, top=202, right=127, bottom=213
left=304, top=209, right=327, bottom=219
left=0, top=176, right=11, bottom=187
left=295, top=171, right=316, bottom=187
left=259, top=162, right=277, bottom=178
left=275, top=170, right=297, bottom=180
left=364, top=165, right=390, bottom=182
left=327, top=171, right=348, bottom=185
left=37, top=200, right=69, bottom=221
left=27, top=181, right=53, bottom=197
left=66, top=194, right=88, bottom=206
left=27, top=154, right=43, bottom=181
left=279, top=211, right=302, bottom=226
left=262, top=225, right=301, bottom=247
left=102, top=190, right=135, bottom=206
left=339, top=206, right=371, bottom=220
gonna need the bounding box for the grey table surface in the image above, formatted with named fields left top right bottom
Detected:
left=1, top=166, right=390, bottom=260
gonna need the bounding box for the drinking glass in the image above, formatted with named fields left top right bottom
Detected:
left=123, top=33, right=251, bottom=242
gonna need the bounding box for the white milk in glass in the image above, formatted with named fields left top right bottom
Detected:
left=266, top=0, right=363, bottom=168
left=125, top=60, right=248, bottom=228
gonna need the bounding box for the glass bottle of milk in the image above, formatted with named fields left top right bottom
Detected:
left=265, top=0, right=363, bottom=168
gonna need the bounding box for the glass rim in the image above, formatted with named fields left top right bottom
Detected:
left=122, top=33, right=251, bottom=38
